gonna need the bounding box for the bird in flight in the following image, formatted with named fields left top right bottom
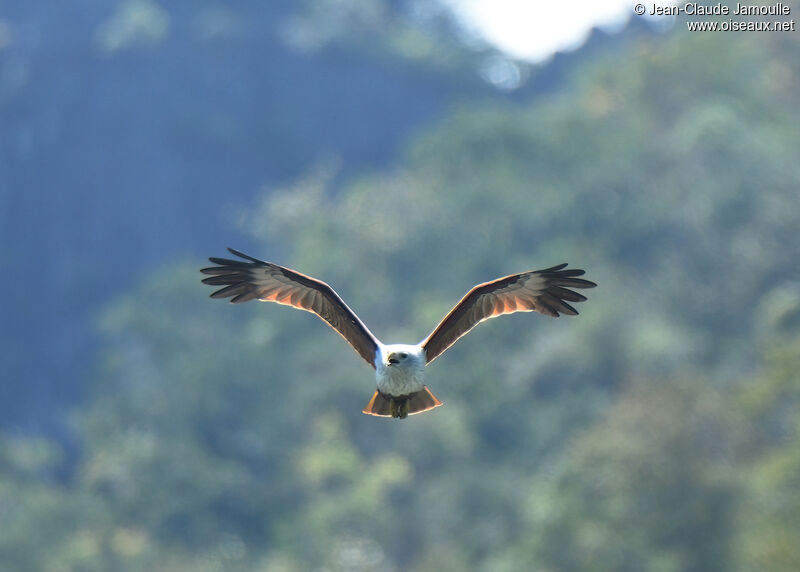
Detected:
left=201, top=248, right=596, bottom=419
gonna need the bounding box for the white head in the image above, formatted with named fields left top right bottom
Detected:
left=376, top=343, right=426, bottom=376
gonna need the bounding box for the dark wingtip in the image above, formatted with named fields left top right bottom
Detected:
left=560, top=301, right=579, bottom=315
left=207, top=257, right=236, bottom=266
left=227, top=247, right=263, bottom=264
left=555, top=266, right=586, bottom=277
left=573, top=278, right=597, bottom=288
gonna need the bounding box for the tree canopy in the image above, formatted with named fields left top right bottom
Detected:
left=2, top=3, right=800, bottom=571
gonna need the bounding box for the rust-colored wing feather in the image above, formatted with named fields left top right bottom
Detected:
left=421, top=264, right=596, bottom=364
left=201, top=248, right=380, bottom=368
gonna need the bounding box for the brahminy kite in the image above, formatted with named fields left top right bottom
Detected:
left=201, top=248, right=596, bottom=419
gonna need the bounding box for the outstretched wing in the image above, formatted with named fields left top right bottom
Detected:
left=201, top=248, right=380, bottom=368
left=421, top=264, right=596, bottom=364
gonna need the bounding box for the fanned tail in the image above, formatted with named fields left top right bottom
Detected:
left=407, top=386, right=443, bottom=415
left=362, top=387, right=443, bottom=419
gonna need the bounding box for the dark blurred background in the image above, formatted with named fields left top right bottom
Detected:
left=1, top=1, right=799, bottom=570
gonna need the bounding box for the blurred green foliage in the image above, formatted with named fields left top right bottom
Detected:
left=2, top=9, right=800, bottom=572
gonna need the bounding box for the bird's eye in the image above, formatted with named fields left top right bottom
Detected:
left=399, top=352, right=407, bottom=359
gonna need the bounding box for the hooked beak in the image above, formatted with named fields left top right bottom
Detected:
left=387, top=356, right=399, bottom=366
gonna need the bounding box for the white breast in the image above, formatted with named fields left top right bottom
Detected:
left=374, top=344, right=426, bottom=396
